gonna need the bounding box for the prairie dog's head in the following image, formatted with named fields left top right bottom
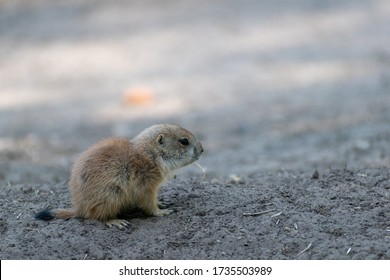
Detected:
left=134, top=124, right=204, bottom=171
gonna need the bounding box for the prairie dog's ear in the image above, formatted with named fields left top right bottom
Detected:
left=156, top=134, right=164, bottom=145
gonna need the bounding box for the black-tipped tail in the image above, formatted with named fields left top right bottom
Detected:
left=35, top=209, right=55, bottom=221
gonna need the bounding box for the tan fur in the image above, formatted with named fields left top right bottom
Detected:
left=36, top=124, right=203, bottom=229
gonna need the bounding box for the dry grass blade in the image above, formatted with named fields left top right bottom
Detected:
left=270, top=211, right=283, bottom=218
left=243, top=209, right=277, bottom=216
left=297, top=242, right=313, bottom=257
left=194, top=162, right=207, bottom=179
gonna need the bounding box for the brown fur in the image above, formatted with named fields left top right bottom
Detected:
left=35, top=124, right=203, bottom=229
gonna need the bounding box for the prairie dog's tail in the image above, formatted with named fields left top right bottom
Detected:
left=35, top=208, right=76, bottom=220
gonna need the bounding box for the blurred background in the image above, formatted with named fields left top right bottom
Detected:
left=1, top=0, right=390, bottom=184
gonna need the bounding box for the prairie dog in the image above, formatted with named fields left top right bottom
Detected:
left=35, top=124, right=203, bottom=229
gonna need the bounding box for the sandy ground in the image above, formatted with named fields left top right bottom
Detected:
left=0, top=0, right=390, bottom=259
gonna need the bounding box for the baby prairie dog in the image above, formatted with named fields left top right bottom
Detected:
left=35, top=124, right=203, bottom=229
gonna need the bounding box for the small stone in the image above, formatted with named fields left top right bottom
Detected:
left=311, top=170, right=319, bottom=179
left=196, top=210, right=206, bottom=216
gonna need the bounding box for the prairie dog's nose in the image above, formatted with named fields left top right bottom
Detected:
left=194, top=142, right=204, bottom=159
left=198, top=142, right=204, bottom=154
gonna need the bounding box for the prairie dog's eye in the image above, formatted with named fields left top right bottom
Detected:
left=178, top=138, right=189, bottom=146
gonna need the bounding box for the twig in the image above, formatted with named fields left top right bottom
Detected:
left=243, top=209, right=276, bottom=216
left=297, top=242, right=313, bottom=257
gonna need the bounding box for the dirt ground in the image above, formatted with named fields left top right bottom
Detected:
left=1, top=0, right=390, bottom=259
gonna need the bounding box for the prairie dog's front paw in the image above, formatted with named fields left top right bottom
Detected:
left=153, top=208, right=173, bottom=216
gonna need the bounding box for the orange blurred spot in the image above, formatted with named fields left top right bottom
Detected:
left=123, top=87, right=154, bottom=106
